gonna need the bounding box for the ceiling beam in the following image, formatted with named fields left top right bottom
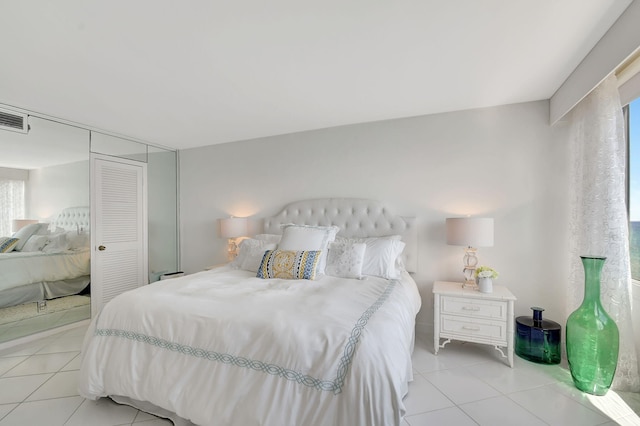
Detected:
left=550, top=0, right=640, bottom=124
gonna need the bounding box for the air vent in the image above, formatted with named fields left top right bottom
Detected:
left=0, top=108, right=28, bottom=133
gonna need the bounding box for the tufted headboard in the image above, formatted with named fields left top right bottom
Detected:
left=263, top=198, right=417, bottom=273
left=51, top=206, right=90, bottom=232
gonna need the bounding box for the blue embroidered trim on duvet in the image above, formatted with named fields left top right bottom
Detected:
left=95, top=280, right=397, bottom=395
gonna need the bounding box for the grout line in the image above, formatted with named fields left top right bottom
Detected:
left=19, top=372, right=56, bottom=403
left=0, top=403, right=19, bottom=423
left=63, top=397, right=86, bottom=425
left=60, top=352, right=82, bottom=371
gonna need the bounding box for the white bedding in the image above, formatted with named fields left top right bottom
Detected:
left=79, top=266, right=421, bottom=426
left=0, top=248, right=90, bottom=293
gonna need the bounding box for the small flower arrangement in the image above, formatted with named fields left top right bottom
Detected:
left=475, top=266, right=498, bottom=279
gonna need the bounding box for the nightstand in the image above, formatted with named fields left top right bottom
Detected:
left=433, top=280, right=517, bottom=367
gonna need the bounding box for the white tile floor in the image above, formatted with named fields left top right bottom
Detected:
left=0, top=323, right=638, bottom=426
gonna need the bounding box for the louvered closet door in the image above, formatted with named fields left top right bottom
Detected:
left=91, top=154, right=148, bottom=314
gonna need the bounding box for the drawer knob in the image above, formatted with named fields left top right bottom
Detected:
left=462, top=326, right=481, bottom=331
left=462, top=306, right=481, bottom=311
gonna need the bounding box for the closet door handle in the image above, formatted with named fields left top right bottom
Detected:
left=98, top=245, right=106, bottom=251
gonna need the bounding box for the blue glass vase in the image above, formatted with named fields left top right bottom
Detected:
left=515, top=307, right=561, bottom=364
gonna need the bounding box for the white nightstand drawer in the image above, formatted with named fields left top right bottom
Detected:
left=441, top=296, right=507, bottom=320
left=440, top=314, right=507, bottom=342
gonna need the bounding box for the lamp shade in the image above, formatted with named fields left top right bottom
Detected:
left=219, top=217, right=248, bottom=238
left=446, top=217, right=494, bottom=247
left=12, top=219, right=38, bottom=233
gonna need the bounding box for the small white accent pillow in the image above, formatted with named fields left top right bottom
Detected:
left=336, top=236, right=405, bottom=279
left=325, top=241, right=366, bottom=279
left=278, top=224, right=339, bottom=274
left=232, top=238, right=278, bottom=272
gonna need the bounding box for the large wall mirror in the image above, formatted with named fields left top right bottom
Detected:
left=0, top=109, right=179, bottom=345
left=0, top=115, right=90, bottom=344
left=90, top=132, right=179, bottom=283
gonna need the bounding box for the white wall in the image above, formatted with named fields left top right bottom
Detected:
left=27, top=160, right=89, bottom=221
left=179, top=100, right=571, bottom=330
left=0, top=167, right=29, bottom=181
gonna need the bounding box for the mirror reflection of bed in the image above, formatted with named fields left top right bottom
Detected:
left=0, top=207, right=91, bottom=344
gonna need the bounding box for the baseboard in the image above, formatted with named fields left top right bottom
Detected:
left=0, top=319, right=90, bottom=353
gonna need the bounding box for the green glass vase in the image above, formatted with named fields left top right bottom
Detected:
left=565, top=256, right=619, bottom=395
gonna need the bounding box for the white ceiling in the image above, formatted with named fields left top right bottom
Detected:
left=0, top=0, right=633, bottom=159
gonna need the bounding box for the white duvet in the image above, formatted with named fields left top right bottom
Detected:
left=79, top=267, right=421, bottom=426
left=0, top=248, right=90, bottom=293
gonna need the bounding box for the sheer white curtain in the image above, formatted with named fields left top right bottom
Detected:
left=568, top=74, right=640, bottom=391
left=0, top=179, right=25, bottom=236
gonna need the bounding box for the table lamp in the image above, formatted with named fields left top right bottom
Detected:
left=446, top=217, right=494, bottom=288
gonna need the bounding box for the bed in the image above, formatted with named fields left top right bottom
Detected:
left=0, top=206, right=91, bottom=309
left=78, top=198, right=421, bottom=426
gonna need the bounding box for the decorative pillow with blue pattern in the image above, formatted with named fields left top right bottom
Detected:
left=0, top=237, right=20, bottom=253
left=257, top=249, right=322, bottom=280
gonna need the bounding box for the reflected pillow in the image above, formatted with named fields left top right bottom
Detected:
left=0, top=237, right=19, bottom=253
left=42, top=233, right=70, bottom=253
left=21, top=235, right=49, bottom=252
left=257, top=249, right=322, bottom=280
left=66, top=231, right=90, bottom=250
left=12, top=223, right=46, bottom=251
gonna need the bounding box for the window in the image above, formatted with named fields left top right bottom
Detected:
left=629, top=98, right=640, bottom=280
left=0, top=179, right=25, bottom=236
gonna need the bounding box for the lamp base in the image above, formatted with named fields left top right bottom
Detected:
left=227, top=238, right=239, bottom=262
left=462, top=246, right=478, bottom=289
left=462, top=280, right=478, bottom=290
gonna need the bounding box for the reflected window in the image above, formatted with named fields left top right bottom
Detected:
left=0, top=178, right=25, bottom=235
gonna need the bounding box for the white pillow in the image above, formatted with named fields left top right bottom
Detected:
left=253, top=234, right=282, bottom=244
left=278, top=224, right=339, bottom=274
left=21, top=235, right=49, bottom=252
left=336, top=236, right=405, bottom=279
left=231, top=238, right=264, bottom=269
left=335, top=234, right=403, bottom=243
left=12, top=223, right=47, bottom=251
left=362, top=238, right=405, bottom=279
left=232, top=239, right=277, bottom=272
left=229, top=238, right=249, bottom=269
left=325, top=241, right=366, bottom=279
left=42, top=233, right=70, bottom=253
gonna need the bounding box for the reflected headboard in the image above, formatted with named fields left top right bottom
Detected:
left=263, top=198, right=417, bottom=273
left=51, top=206, right=90, bottom=232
